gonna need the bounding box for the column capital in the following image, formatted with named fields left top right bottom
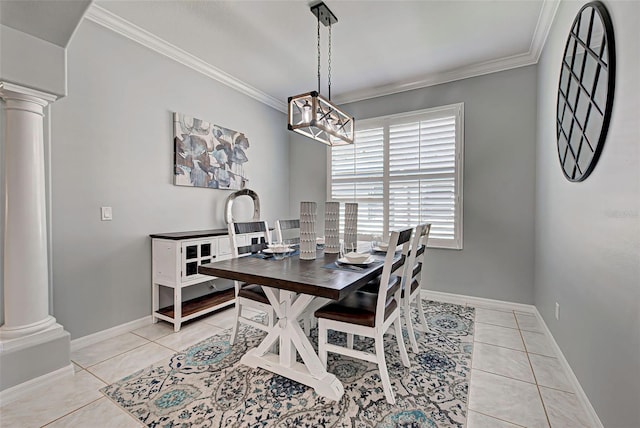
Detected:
left=0, top=81, right=57, bottom=107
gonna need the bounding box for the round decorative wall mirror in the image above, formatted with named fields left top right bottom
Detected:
left=556, top=1, right=615, bottom=182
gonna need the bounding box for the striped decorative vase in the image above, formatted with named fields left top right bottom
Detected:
left=299, top=201, right=317, bottom=260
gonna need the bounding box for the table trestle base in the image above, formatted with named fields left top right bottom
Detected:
left=239, top=287, right=344, bottom=401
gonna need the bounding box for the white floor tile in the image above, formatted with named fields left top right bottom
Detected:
left=44, top=397, right=142, bottom=427
left=539, top=386, right=592, bottom=427
left=475, top=308, right=518, bottom=329
left=0, top=370, right=105, bottom=428
left=514, top=310, right=537, bottom=316
left=529, top=353, right=573, bottom=392
left=202, top=307, right=237, bottom=329
left=468, top=369, right=549, bottom=428
left=515, top=313, right=544, bottom=333
left=470, top=303, right=514, bottom=313
left=72, top=333, right=149, bottom=367
left=521, top=331, right=556, bottom=357
left=472, top=342, right=534, bottom=383
left=243, top=307, right=267, bottom=317
left=131, top=321, right=174, bottom=340
left=87, top=342, right=175, bottom=384
left=467, top=410, right=524, bottom=427
left=72, top=362, right=83, bottom=373
left=475, top=323, right=525, bottom=351
left=155, top=321, right=223, bottom=351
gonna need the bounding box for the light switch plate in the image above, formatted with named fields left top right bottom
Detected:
left=101, top=206, right=113, bottom=221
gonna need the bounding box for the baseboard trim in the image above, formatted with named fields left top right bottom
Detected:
left=421, top=289, right=537, bottom=314
left=531, top=307, right=604, bottom=428
left=421, top=289, right=603, bottom=427
left=70, top=316, right=152, bottom=352
left=0, top=363, right=74, bottom=406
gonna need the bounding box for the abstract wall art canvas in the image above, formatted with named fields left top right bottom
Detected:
left=174, top=112, right=250, bottom=190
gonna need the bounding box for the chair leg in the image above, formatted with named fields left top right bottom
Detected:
left=394, top=316, right=411, bottom=368
left=374, top=335, right=395, bottom=405
left=346, top=333, right=354, bottom=349
left=318, top=320, right=328, bottom=369
left=230, top=303, right=242, bottom=345
left=415, top=292, right=428, bottom=332
left=404, top=297, right=420, bottom=353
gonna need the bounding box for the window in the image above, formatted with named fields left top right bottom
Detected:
left=329, top=103, right=464, bottom=249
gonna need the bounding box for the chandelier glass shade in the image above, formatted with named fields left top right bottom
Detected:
left=287, top=2, right=355, bottom=146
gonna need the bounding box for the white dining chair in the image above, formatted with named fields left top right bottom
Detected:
left=402, top=223, right=431, bottom=353
left=274, top=219, right=300, bottom=245
left=227, top=221, right=276, bottom=345
left=315, top=227, right=413, bottom=405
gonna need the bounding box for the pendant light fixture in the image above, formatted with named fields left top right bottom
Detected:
left=287, top=2, right=355, bottom=146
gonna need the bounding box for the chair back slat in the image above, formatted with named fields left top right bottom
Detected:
left=237, top=242, right=269, bottom=256
left=375, top=227, right=413, bottom=325
left=397, top=228, right=413, bottom=246
left=234, top=221, right=268, bottom=235
left=228, top=221, right=271, bottom=258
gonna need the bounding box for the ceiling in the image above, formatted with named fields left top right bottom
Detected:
left=2, top=0, right=559, bottom=111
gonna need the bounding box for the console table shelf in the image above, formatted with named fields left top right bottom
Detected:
left=155, top=288, right=235, bottom=320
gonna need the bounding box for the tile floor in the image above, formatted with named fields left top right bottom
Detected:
left=0, top=304, right=593, bottom=427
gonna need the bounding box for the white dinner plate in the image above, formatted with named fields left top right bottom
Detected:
left=371, top=246, right=388, bottom=253
left=337, top=256, right=375, bottom=266
left=263, top=248, right=294, bottom=254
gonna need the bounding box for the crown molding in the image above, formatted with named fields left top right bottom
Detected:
left=333, top=51, right=539, bottom=105
left=84, top=4, right=287, bottom=113
left=334, top=0, right=561, bottom=105
left=530, top=0, right=561, bottom=62
left=84, top=1, right=559, bottom=110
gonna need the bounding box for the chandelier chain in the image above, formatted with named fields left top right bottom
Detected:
left=317, top=15, right=321, bottom=94
left=328, top=24, right=332, bottom=100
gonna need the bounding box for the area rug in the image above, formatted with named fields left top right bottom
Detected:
left=102, top=300, right=474, bottom=427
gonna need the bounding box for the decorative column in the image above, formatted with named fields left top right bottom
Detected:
left=0, top=82, right=60, bottom=342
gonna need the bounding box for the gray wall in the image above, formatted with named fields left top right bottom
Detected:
left=51, top=21, right=291, bottom=339
left=534, top=1, right=640, bottom=427
left=289, top=132, right=328, bottom=229
left=0, top=24, right=67, bottom=96
left=0, top=97, right=4, bottom=324
left=293, top=66, right=538, bottom=303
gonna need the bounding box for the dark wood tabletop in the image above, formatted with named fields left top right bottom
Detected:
left=198, top=250, right=394, bottom=301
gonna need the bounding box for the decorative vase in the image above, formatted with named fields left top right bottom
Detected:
left=299, top=201, right=317, bottom=260
left=344, top=202, right=358, bottom=253
left=324, top=202, right=340, bottom=254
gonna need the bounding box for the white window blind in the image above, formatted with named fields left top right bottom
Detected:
left=331, top=128, right=384, bottom=235
left=329, top=103, right=464, bottom=249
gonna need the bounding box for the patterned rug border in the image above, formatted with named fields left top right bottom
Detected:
left=102, top=300, right=475, bottom=427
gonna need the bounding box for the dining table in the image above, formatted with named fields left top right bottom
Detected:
left=198, top=248, right=401, bottom=401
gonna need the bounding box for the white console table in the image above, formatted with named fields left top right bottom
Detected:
left=150, top=228, right=268, bottom=332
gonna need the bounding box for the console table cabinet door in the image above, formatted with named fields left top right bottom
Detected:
left=180, top=238, right=218, bottom=282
